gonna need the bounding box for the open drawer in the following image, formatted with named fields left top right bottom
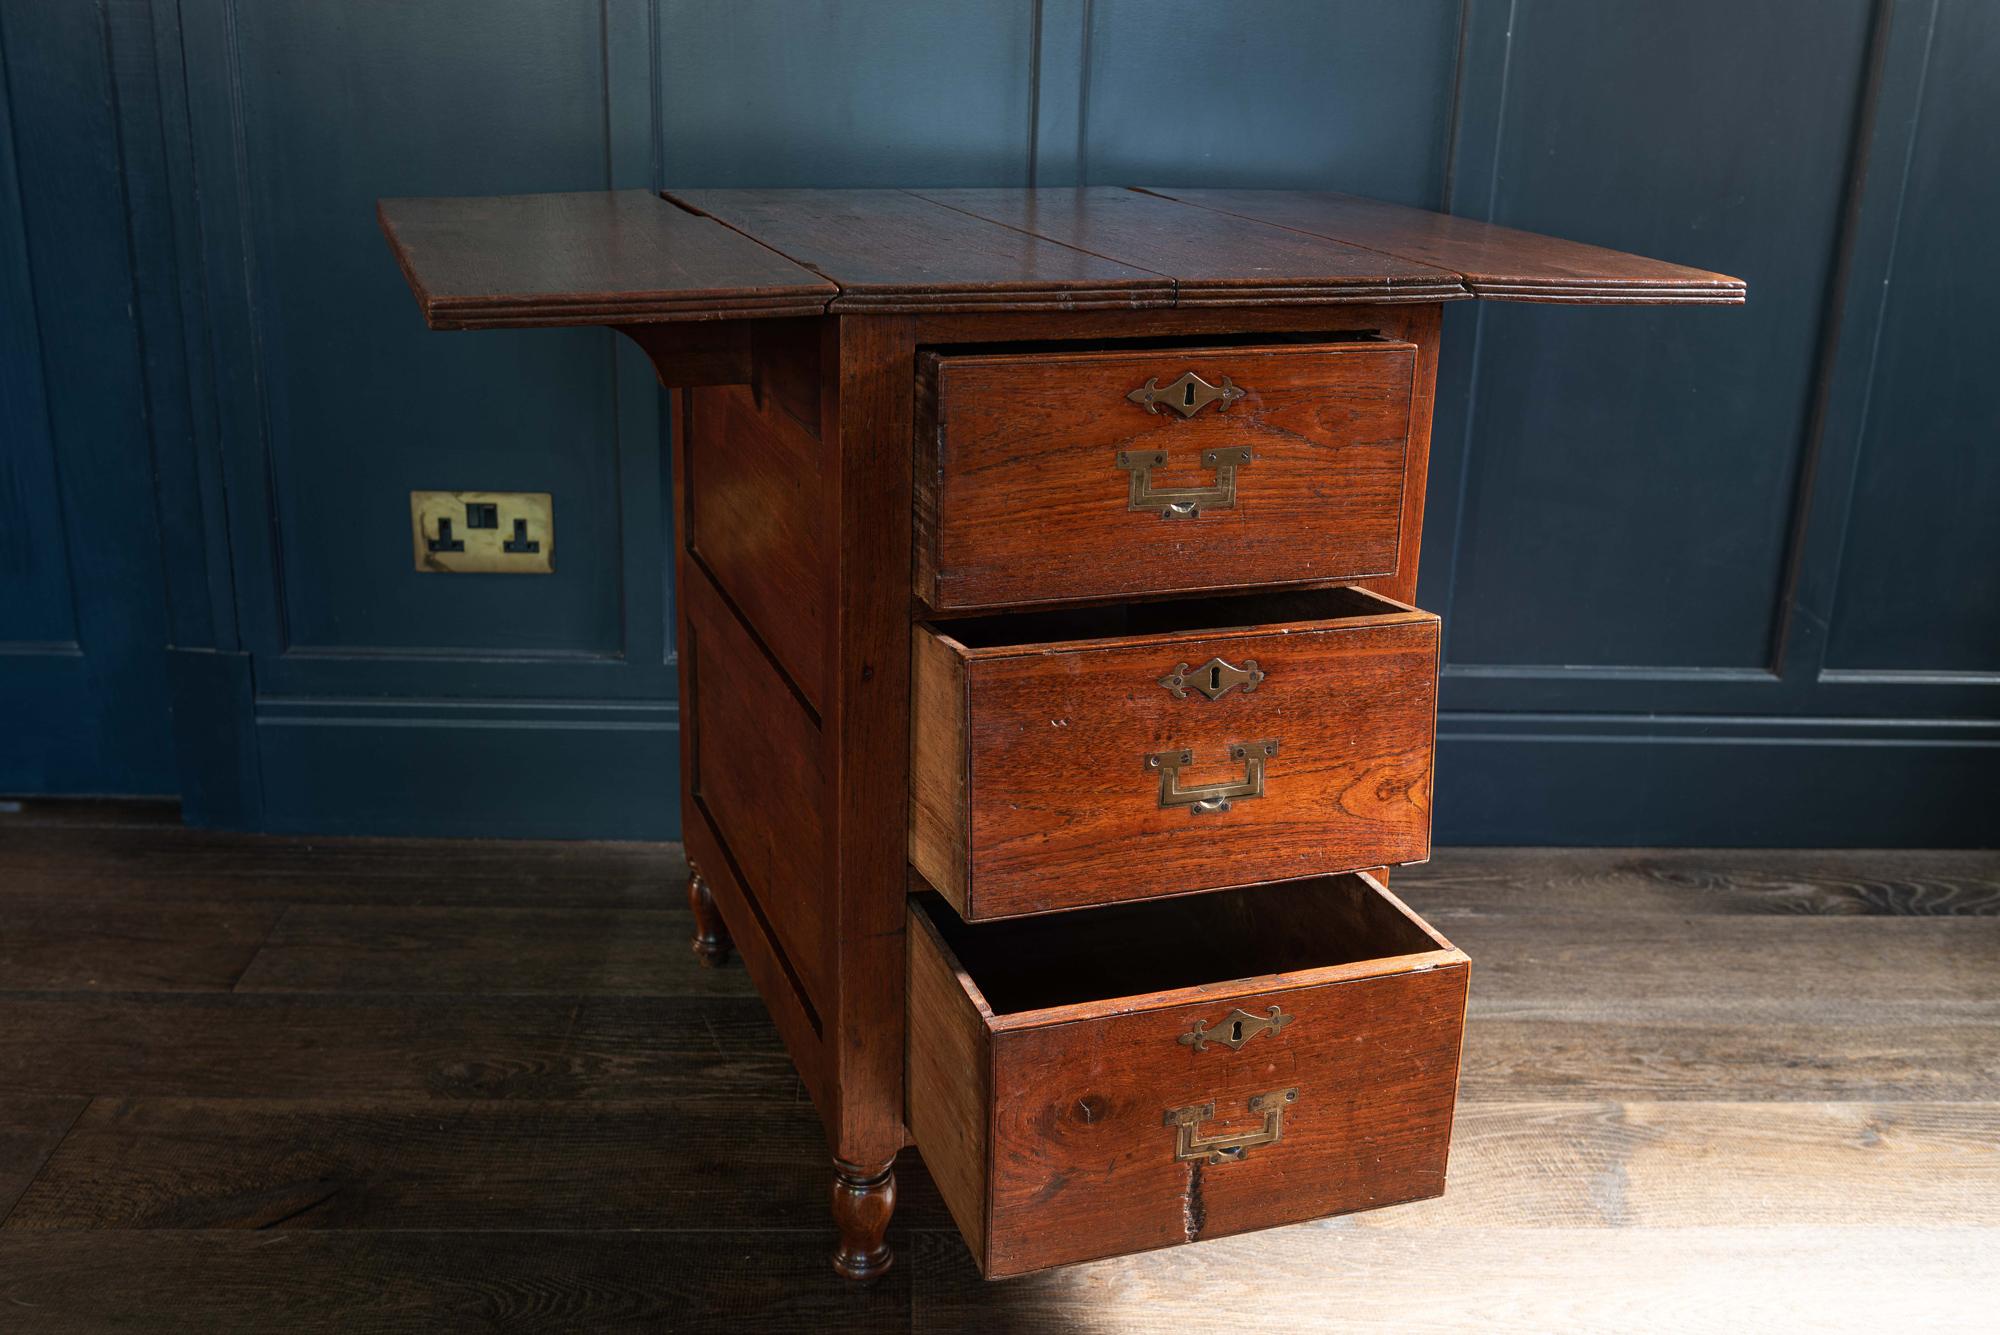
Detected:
left=906, top=873, right=1469, bottom=1278
left=914, top=339, right=1417, bottom=611
left=910, top=585, right=1440, bottom=920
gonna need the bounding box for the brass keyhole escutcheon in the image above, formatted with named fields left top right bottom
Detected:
left=1126, top=371, right=1246, bottom=418
left=1159, top=656, right=1265, bottom=701
left=1179, top=1005, right=1294, bottom=1053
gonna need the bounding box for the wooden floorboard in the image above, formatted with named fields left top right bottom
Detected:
left=0, top=801, right=690, bottom=908
left=0, top=1097, right=88, bottom=1222
left=1394, top=847, right=2000, bottom=917
left=0, top=866, right=688, bottom=909
left=1373, top=1101, right=2000, bottom=1228
left=907, top=1227, right=2000, bottom=1333
left=0, top=994, right=790, bottom=1100
left=0, top=808, right=1994, bottom=1331
left=0, top=901, right=283, bottom=992
left=5, top=1100, right=949, bottom=1232
left=1459, top=1016, right=2000, bottom=1101
left=0, top=1231, right=916, bottom=1335
left=21, top=1096, right=1989, bottom=1236
left=231, top=906, right=749, bottom=996
left=1452, top=912, right=2000, bottom=1017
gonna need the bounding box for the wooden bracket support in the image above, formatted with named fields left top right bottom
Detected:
left=618, top=320, right=753, bottom=387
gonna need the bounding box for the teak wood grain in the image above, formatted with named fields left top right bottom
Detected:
left=907, top=875, right=1469, bottom=1277
left=669, top=188, right=1172, bottom=314
left=907, top=628, right=969, bottom=913
left=915, top=341, right=1416, bottom=611
left=1361, top=304, right=1440, bottom=609
left=910, top=588, right=1439, bottom=920
left=684, top=332, right=827, bottom=707
left=671, top=378, right=834, bottom=1124
left=684, top=567, right=831, bottom=1010
left=915, top=188, right=1466, bottom=304
left=905, top=303, right=1442, bottom=611
left=382, top=188, right=1745, bottom=330
left=376, top=191, right=834, bottom=329
left=903, top=902, right=991, bottom=1266
left=1142, top=188, right=1748, bottom=304
left=822, top=314, right=920, bottom=1190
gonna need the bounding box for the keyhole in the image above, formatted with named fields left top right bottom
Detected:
left=1230, top=1020, right=1244, bottom=1043
left=1208, top=665, right=1223, bottom=693
left=1183, top=381, right=1197, bottom=407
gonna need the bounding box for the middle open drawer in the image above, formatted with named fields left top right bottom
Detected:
left=909, top=586, right=1440, bottom=920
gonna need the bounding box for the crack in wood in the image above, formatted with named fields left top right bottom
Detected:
left=1182, top=1159, right=1206, bottom=1242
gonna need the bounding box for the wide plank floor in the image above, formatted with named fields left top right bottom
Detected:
left=0, top=800, right=1994, bottom=1333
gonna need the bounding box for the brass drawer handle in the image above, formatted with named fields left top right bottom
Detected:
left=1126, top=371, right=1245, bottom=418
left=1180, top=1005, right=1294, bottom=1053
left=1159, top=656, right=1264, bottom=701
left=1145, top=740, right=1278, bottom=815
left=1164, top=1088, right=1299, bottom=1164
left=1114, top=447, right=1252, bottom=519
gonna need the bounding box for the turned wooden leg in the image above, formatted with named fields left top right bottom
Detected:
left=686, top=864, right=732, bottom=968
left=830, top=1156, right=896, bottom=1281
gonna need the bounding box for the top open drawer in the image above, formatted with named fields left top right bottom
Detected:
left=915, top=340, right=1416, bottom=611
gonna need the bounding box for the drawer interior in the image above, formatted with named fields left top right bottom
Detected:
left=930, top=584, right=1412, bottom=651
left=915, top=873, right=1446, bottom=1016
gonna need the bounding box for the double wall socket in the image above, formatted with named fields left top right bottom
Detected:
left=410, top=490, right=554, bottom=574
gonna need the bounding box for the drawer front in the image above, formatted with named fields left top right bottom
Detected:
left=906, top=876, right=1470, bottom=1278
left=910, top=594, right=1440, bottom=920
left=916, top=342, right=1416, bottom=611
left=988, top=963, right=1466, bottom=1275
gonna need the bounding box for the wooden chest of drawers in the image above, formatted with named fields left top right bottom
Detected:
left=379, top=186, right=1741, bottom=1281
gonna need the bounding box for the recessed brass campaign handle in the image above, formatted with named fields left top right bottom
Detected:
left=1114, top=447, right=1252, bottom=519
left=1145, top=740, right=1278, bottom=815
left=1164, top=1089, right=1298, bottom=1165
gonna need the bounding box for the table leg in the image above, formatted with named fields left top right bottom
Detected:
left=830, top=1155, right=897, bottom=1281
left=686, top=863, right=732, bottom=968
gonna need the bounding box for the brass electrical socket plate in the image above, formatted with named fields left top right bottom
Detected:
left=410, top=490, right=554, bottom=574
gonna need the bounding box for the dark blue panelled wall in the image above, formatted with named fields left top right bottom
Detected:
left=0, top=0, right=1992, bottom=844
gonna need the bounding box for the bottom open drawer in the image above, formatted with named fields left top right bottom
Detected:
left=906, top=872, right=1470, bottom=1278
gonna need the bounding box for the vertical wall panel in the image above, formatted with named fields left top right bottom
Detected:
left=658, top=0, right=1037, bottom=186
left=1824, top=0, right=2000, bottom=673
left=0, top=17, right=75, bottom=645
left=1429, top=0, right=1994, bottom=844
left=1441, top=0, right=1874, bottom=669
left=1078, top=0, right=1460, bottom=203
left=0, top=0, right=173, bottom=793
left=161, top=0, right=680, bottom=834
left=213, top=1, right=628, bottom=655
